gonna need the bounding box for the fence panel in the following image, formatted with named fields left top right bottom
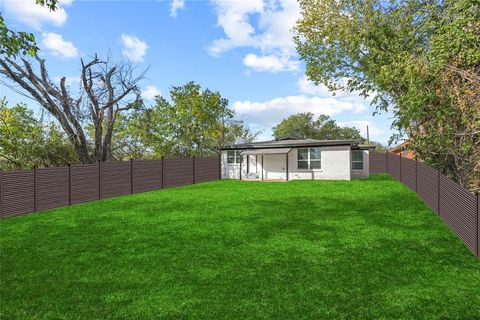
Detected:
left=101, top=162, right=131, bottom=198
left=387, top=153, right=401, bottom=180
left=417, top=162, right=439, bottom=213
left=71, top=164, right=99, bottom=204
left=164, top=158, right=194, bottom=188
left=369, top=152, right=387, bottom=174
left=194, top=157, right=220, bottom=183
left=37, top=167, right=69, bottom=211
left=2, top=171, right=34, bottom=217
left=132, top=160, right=163, bottom=193
left=439, top=175, right=478, bottom=254
left=401, top=158, right=416, bottom=191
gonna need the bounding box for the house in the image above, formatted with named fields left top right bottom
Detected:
left=220, top=137, right=375, bottom=181
left=390, top=141, right=415, bottom=159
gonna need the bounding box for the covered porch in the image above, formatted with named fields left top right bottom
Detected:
left=240, top=148, right=292, bottom=181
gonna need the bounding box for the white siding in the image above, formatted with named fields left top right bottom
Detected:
left=222, top=146, right=363, bottom=181
left=351, top=149, right=370, bottom=179
left=287, top=146, right=351, bottom=180
left=221, top=151, right=240, bottom=179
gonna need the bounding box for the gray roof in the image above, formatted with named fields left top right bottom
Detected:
left=220, top=138, right=359, bottom=150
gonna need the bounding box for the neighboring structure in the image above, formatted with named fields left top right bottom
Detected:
left=220, top=137, right=375, bottom=181
left=390, top=141, right=415, bottom=159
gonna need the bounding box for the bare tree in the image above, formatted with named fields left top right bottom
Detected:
left=0, top=54, right=145, bottom=162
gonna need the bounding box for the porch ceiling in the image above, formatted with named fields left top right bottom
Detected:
left=241, top=148, right=292, bottom=155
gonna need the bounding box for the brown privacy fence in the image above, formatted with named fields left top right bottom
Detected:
left=370, top=152, right=479, bottom=257
left=0, top=156, right=220, bottom=218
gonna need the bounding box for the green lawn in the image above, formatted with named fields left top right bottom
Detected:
left=1, top=175, right=479, bottom=319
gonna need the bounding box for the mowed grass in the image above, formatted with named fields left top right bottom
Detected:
left=1, top=175, right=479, bottom=319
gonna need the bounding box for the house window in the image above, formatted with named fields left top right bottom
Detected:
left=297, top=148, right=321, bottom=170
left=352, top=150, right=364, bottom=170
left=227, top=150, right=241, bottom=164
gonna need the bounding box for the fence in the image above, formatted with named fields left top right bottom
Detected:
left=0, top=156, right=220, bottom=218
left=370, top=152, right=479, bottom=257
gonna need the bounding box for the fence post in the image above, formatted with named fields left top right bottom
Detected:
left=415, top=158, right=418, bottom=193
left=192, top=156, right=196, bottom=184
left=98, top=160, right=102, bottom=199
left=437, top=169, right=441, bottom=216
left=0, top=170, right=3, bottom=218
left=161, top=156, right=165, bottom=189
left=68, top=164, right=72, bottom=206
left=130, top=158, right=134, bottom=194
left=33, top=165, right=38, bottom=212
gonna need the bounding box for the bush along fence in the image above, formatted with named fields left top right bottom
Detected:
left=0, top=156, right=220, bottom=219
left=370, top=152, right=479, bottom=258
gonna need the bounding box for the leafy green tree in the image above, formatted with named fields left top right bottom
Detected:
left=294, top=0, right=479, bottom=190
left=224, top=119, right=261, bottom=145
left=0, top=0, right=58, bottom=57
left=0, top=100, right=76, bottom=171
left=135, top=82, right=233, bottom=157
left=273, top=113, right=366, bottom=143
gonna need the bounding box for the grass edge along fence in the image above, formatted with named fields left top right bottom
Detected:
left=370, top=152, right=479, bottom=258
left=0, top=156, right=221, bottom=219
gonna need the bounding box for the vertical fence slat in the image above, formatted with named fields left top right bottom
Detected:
left=415, top=158, right=418, bottom=193
left=161, top=156, right=165, bottom=189
left=98, top=161, right=102, bottom=200
left=130, top=159, right=134, bottom=194
left=68, top=164, right=72, bottom=206
left=193, top=156, right=196, bottom=184
left=0, top=170, right=3, bottom=218
left=33, top=165, right=38, bottom=212
left=399, top=154, right=402, bottom=183
left=477, top=192, right=479, bottom=257
left=438, top=169, right=441, bottom=216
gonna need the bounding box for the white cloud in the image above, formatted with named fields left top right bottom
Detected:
left=121, top=34, right=149, bottom=62
left=297, top=76, right=332, bottom=97
left=232, top=95, right=367, bottom=127
left=2, top=0, right=72, bottom=30
left=141, top=86, right=161, bottom=101
left=170, top=0, right=185, bottom=17
left=243, top=53, right=299, bottom=73
left=41, top=32, right=78, bottom=58
left=209, top=0, right=300, bottom=73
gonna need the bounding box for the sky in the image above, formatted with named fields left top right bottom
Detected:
left=0, top=0, right=396, bottom=144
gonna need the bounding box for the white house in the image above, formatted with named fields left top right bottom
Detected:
left=220, top=137, right=374, bottom=181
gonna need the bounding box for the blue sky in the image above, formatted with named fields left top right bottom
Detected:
left=0, top=0, right=395, bottom=144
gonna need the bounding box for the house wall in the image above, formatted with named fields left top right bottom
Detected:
left=221, top=151, right=240, bottom=179
left=351, top=149, right=370, bottom=179
left=221, top=146, right=354, bottom=180
left=287, top=146, right=352, bottom=181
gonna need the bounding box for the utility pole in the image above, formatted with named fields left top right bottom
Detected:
left=366, top=125, right=370, bottom=145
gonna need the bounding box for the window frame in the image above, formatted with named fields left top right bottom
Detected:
left=352, top=150, right=364, bottom=171
left=226, top=150, right=241, bottom=164
left=297, top=147, right=322, bottom=170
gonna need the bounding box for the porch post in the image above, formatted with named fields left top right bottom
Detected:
left=239, top=154, right=242, bottom=180
left=286, top=153, right=289, bottom=181
left=261, top=155, right=264, bottom=181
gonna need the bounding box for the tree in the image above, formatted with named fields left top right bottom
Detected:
left=224, top=119, right=261, bottom=145
left=0, top=55, right=145, bottom=163
left=134, top=82, right=233, bottom=157
left=294, top=0, right=479, bottom=191
left=0, top=99, right=76, bottom=170
left=0, top=0, right=58, bottom=58
left=273, top=113, right=366, bottom=143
